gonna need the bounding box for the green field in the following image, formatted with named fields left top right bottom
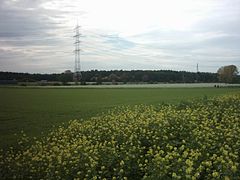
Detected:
left=0, top=87, right=239, bottom=148
left=1, top=92, right=240, bottom=179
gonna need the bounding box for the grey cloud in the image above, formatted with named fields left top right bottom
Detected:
left=193, top=0, right=240, bottom=35
left=0, top=0, right=78, bottom=73
left=102, top=34, right=135, bottom=50
left=125, top=0, right=240, bottom=72
left=0, top=1, right=50, bottom=37
left=0, top=0, right=239, bottom=73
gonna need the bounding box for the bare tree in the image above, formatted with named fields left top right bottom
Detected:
left=217, top=65, right=238, bottom=83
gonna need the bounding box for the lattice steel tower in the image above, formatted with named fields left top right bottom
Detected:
left=73, top=23, right=82, bottom=83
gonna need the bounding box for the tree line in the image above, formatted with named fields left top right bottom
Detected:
left=0, top=65, right=239, bottom=84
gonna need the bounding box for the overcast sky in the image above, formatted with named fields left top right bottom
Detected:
left=0, top=0, right=239, bottom=73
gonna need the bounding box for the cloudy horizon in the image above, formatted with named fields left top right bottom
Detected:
left=0, top=0, right=240, bottom=73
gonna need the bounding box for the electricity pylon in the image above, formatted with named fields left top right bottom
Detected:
left=73, top=23, right=82, bottom=83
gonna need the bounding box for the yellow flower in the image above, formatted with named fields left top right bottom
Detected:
left=172, top=172, right=177, bottom=178
left=186, top=167, right=193, bottom=174
left=231, top=165, right=237, bottom=173
left=224, top=176, right=230, bottom=180
left=212, top=171, right=219, bottom=178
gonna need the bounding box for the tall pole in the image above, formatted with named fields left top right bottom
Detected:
left=196, top=63, right=199, bottom=83
left=73, top=23, right=82, bottom=83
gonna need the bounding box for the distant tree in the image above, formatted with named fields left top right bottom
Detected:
left=58, top=72, right=73, bottom=84
left=142, top=74, right=149, bottom=82
left=0, top=70, right=220, bottom=84
left=120, top=72, right=129, bottom=83
left=109, top=73, right=118, bottom=83
left=217, top=65, right=239, bottom=83
left=96, top=74, right=102, bottom=85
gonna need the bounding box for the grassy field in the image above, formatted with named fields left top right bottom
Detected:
left=0, top=87, right=239, bottom=148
